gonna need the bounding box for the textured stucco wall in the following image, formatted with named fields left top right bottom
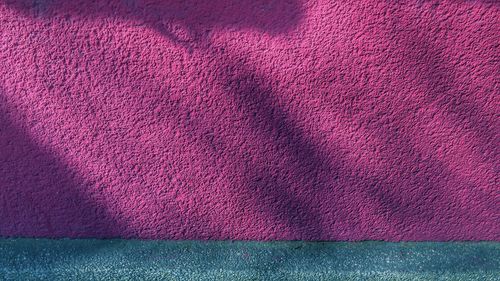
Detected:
left=0, top=0, right=498, bottom=241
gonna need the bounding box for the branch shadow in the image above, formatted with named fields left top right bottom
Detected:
left=0, top=0, right=497, bottom=242
left=1, top=0, right=313, bottom=240
left=339, top=2, right=499, bottom=239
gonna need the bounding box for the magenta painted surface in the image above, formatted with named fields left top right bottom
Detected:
left=0, top=0, right=499, bottom=241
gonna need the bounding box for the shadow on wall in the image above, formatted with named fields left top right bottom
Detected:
left=0, top=91, right=125, bottom=238
left=3, top=0, right=302, bottom=54
left=5, top=0, right=302, bottom=39
left=211, top=43, right=496, bottom=240
left=0, top=0, right=498, bottom=240
left=0, top=0, right=316, bottom=239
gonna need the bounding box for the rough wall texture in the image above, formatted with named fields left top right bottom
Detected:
left=0, top=0, right=498, bottom=241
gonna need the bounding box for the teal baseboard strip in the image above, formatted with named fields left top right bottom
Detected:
left=0, top=239, right=498, bottom=280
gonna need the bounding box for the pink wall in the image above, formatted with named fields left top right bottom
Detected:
left=0, top=0, right=498, bottom=240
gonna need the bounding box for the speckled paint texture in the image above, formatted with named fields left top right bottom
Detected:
left=0, top=0, right=498, bottom=240
left=1, top=239, right=499, bottom=280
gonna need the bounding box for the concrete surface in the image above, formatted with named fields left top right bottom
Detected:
left=0, top=239, right=499, bottom=280
left=0, top=1, right=499, bottom=240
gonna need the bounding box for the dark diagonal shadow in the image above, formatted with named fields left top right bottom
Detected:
left=1, top=0, right=496, bottom=241
left=0, top=90, right=127, bottom=238
left=0, top=0, right=308, bottom=239
left=208, top=53, right=355, bottom=240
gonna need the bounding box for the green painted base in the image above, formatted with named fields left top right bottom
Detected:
left=0, top=239, right=498, bottom=280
